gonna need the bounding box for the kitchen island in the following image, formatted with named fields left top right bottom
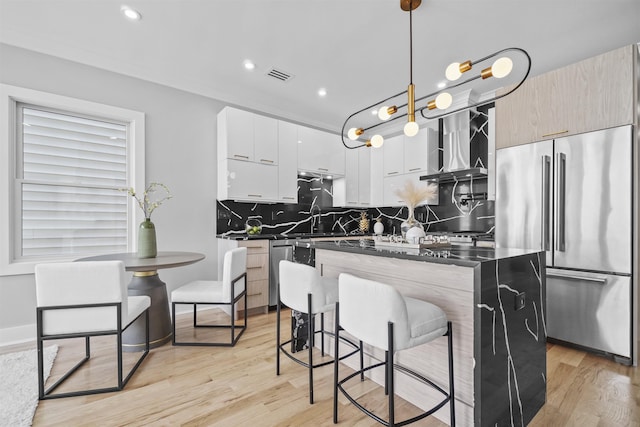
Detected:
left=314, top=239, right=546, bottom=427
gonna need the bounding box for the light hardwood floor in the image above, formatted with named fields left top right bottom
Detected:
left=3, top=309, right=639, bottom=426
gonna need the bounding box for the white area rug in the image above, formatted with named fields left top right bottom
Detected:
left=0, top=346, right=58, bottom=427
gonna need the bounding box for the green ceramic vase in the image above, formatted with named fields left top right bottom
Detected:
left=138, top=219, right=157, bottom=258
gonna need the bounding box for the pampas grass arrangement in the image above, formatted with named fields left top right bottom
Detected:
left=394, top=180, right=438, bottom=210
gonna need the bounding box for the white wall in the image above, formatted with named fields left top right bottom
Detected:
left=0, top=43, right=224, bottom=345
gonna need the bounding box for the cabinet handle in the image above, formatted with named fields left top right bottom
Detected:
left=347, top=201, right=357, bottom=204
left=283, top=197, right=295, bottom=200
left=248, top=292, right=263, bottom=297
left=388, top=171, right=399, bottom=175
left=260, top=159, right=274, bottom=163
left=318, top=167, right=329, bottom=172
left=247, top=265, right=262, bottom=269
left=233, top=154, right=250, bottom=159
left=247, top=194, right=262, bottom=198
left=408, top=167, right=421, bottom=172
left=541, top=130, right=569, bottom=138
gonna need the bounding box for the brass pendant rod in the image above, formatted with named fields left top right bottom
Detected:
left=409, top=1, right=413, bottom=85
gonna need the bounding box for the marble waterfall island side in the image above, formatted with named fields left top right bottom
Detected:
left=314, top=240, right=546, bottom=426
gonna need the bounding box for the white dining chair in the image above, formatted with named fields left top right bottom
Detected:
left=171, top=247, right=247, bottom=346
left=35, top=260, right=150, bottom=399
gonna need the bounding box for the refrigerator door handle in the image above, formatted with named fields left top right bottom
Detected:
left=547, top=269, right=608, bottom=284
left=555, top=152, right=566, bottom=251
left=541, top=155, right=551, bottom=251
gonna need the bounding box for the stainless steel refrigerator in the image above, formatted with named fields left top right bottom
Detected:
left=496, top=125, right=633, bottom=362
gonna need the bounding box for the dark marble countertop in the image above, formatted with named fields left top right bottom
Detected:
left=216, top=231, right=372, bottom=241
left=313, top=238, right=541, bottom=267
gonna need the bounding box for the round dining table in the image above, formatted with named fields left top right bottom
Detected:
left=77, top=251, right=205, bottom=351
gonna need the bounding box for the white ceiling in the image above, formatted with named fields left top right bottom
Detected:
left=1, top=0, right=639, bottom=133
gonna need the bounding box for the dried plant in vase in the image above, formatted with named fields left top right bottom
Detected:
left=394, top=180, right=437, bottom=240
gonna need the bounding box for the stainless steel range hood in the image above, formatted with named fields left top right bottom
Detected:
left=420, top=105, right=491, bottom=183
left=420, top=167, right=487, bottom=183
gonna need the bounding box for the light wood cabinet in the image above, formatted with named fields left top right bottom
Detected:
left=237, top=240, right=269, bottom=313
left=496, top=45, right=637, bottom=148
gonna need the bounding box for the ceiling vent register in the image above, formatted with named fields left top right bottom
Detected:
left=266, top=68, right=294, bottom=82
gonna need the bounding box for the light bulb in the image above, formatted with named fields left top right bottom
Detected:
left=492, top=57, right=513, bottom=78
left=121, top=6, right=142, bottom=20
left=378, top=106, right=391, bottom=121
left=370, top=134, right=384, bottom=148
left=347, top=127, right=362, bottom=141
left=445, top=62, right=462, bottom=81
left=435, top=92, right=453, bottom=109
left=404, top=121, right=419, bottom=137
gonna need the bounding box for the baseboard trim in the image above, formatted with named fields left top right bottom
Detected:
left=0, top=324, right=35, bottom=347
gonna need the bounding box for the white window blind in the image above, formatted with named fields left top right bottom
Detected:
left=18, top=105, right=129, bottom=258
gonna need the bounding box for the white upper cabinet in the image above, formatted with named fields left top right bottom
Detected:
left=218, top=107, right=254, bottom=161
left=254, top=114, right=278, bottom=165
left=383, top=128, right=438, bottom=177
left=334, top=147, right=371, bottom=208
left=298, top=126, right=345, bottom=176
left=277, top=121, right=298, bottom=203
left=218, top=159, right=278, bottom=202
left=382, top=135, right=404, bottom=176
left=358, top=148, right=371, bottom=206
left=404, top=128, right=438, bottom=174
left=218, top=106, right=279, bottom=165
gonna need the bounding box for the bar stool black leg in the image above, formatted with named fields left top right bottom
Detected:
left=307, top=293, right=314, bottom=404
left=448, top=321, right=456, bottom=426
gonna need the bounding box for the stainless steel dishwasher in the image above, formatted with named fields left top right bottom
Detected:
left=269, top=240, right=294, bottom=308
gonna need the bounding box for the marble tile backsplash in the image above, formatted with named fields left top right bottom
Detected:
left=217, top=176, right=494, bottom=237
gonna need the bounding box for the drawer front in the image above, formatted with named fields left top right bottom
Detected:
left=247, top=253, right=268, bottom=281
left=238, top=239, right=269, bottom=254
left=241, top=279, right=269, bottom=309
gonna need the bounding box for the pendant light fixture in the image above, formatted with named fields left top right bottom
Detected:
left=341, top=0, right=531, bottom=150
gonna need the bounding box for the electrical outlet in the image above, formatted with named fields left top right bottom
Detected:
left=514, top=292, right=525, bottom=311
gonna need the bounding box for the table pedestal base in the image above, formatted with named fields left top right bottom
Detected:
left=124, top=271, right=172, bottom=352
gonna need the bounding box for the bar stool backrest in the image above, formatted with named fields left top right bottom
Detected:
left=338, top=273, right=410, bottom=351
left=221, top=247, right=247, bottom=303
left=279, top=260, right=325, bottom=314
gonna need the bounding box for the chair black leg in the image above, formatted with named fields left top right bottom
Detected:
left=36, top=309, right=44, bottom=399
left=171, top=302, right=176, bottom=345
left=448, top=321, right=456, bottom=427
left=333, top=302, right=340, bottom=424
left=321, top=313, right=325, bottom=356
left=307, top=293, right=314, bottom=404
left=384, top=350, right=389, bottom=396
left=193, top=303, right=197, bottom=327
left=359, top=340, right=364, bottom=381
left=388, top=322, right=395, bottom=427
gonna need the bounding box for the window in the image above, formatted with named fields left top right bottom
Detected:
left=1, top=84, right=145, bottom=276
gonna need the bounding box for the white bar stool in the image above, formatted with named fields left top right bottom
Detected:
left=333, top=273, right=455, bottom=426
left=276, top=260, right=360, bottom=404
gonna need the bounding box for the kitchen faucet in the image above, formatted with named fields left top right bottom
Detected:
left=310, top=205, right=321, bottom=234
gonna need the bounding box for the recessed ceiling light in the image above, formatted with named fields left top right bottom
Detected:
left=317, top=88, right=327, bottom=97
left=243, top=60, right=256, bottom=71
left=297, top=140, right=302, bottom=144
left=437, top=81, right=447, bottom=89
left=121, top=6, right=141, bottom=21
left=371, top=109, right=378, bottom=115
